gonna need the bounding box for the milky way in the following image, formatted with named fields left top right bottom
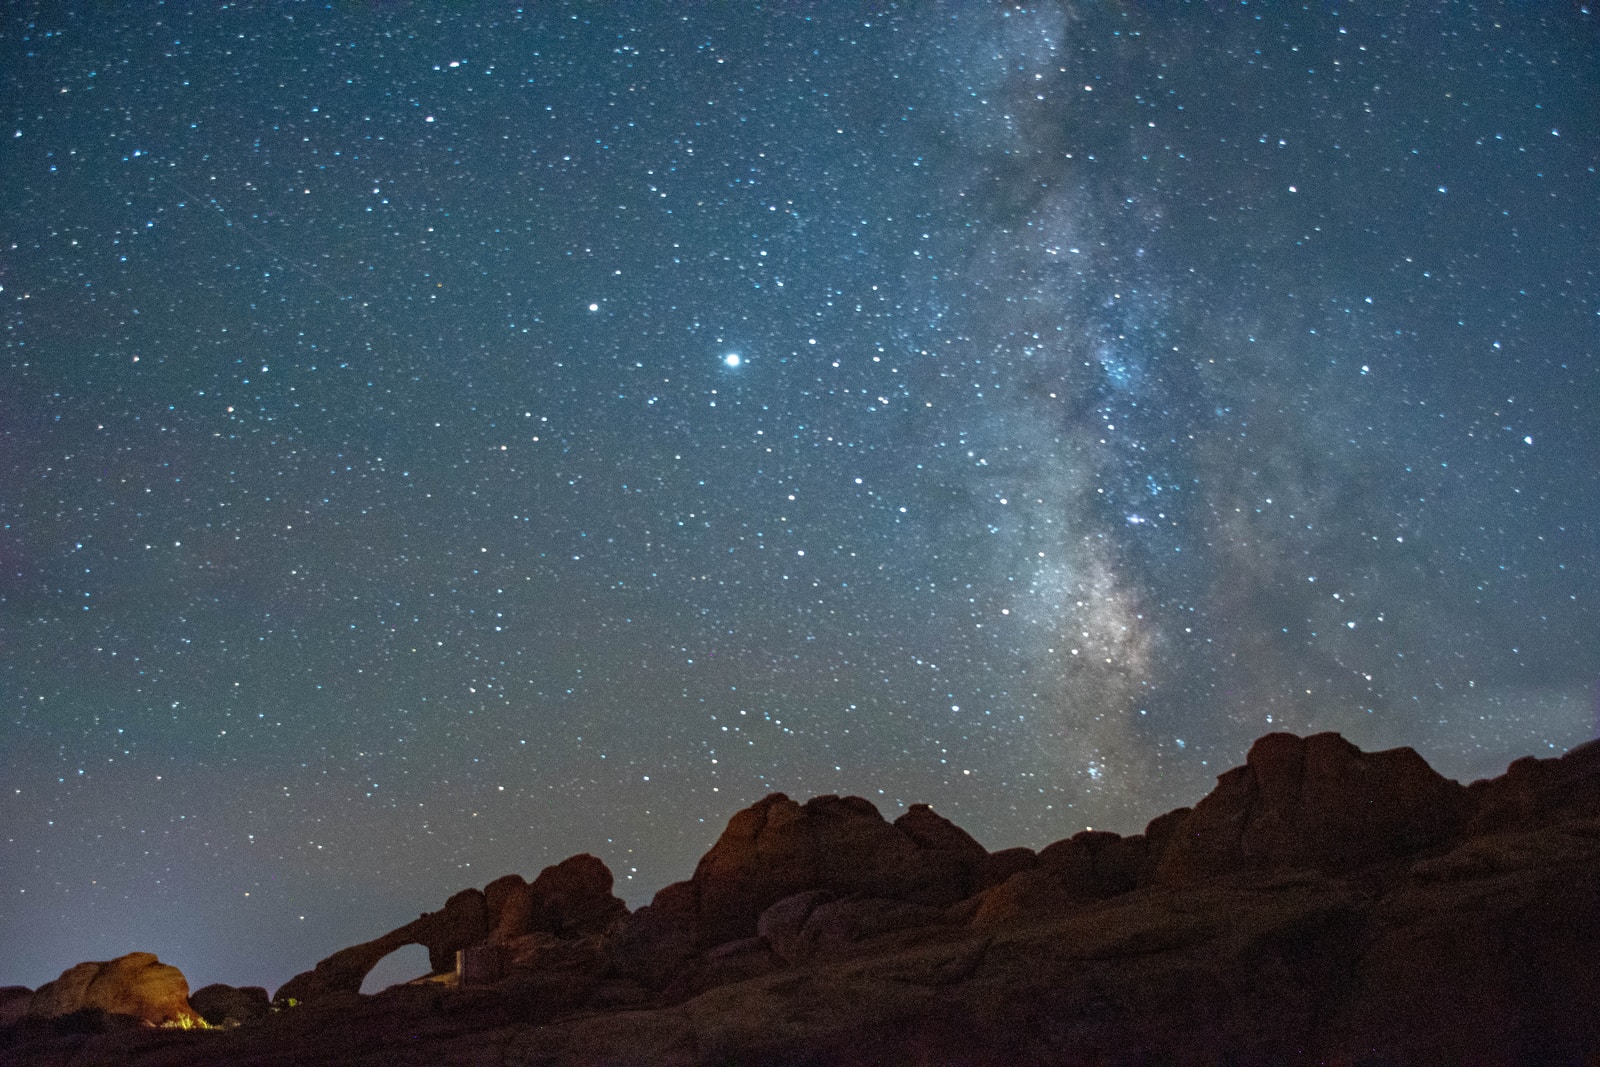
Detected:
left=3, top=3, right=1596, bottom=992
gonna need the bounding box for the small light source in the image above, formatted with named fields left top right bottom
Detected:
left=724, top=353, right=742, bottom=367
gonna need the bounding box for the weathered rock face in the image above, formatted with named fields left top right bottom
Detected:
left=0, top=952, right=200, bottom=1028
left=1037, top=828, right=1148, bottom=897
left=977, top=845, right=1036, bottom=890
left=11, top=732, right=1599, bottom=1065
left=1467, top=736, right=1600, bottom=834
left=188, top=983, right=270, bottom=1028
left=755, top=889, right=832, bottom=964
left=1156, top=730, right=1471, bottom=883
left=604, top=878, right=701, bottom=991
left=487, top=853, right=628, bottom=943
left=603, top=793, right=988, bottom=991
left=682, top=793, right=987, bottom=949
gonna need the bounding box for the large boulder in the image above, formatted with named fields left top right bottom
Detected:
left=688, top=793, right=987, bottom=949
left=754, top=889, right=944, bottom=965
left=1467, top=737, right=1600, bottom=834
left=756, top=889, right=834, bottom=964
left=786, top=895, right=947, bottom=962
left=892, top=803, right=987, bottom=861
left=978, top=846, right=1037, bottom=890
left=606, top=794, right=988, bottom=991
left=483, top=872, right=527, bottom=935
left=1, top=952, right=201, bottom=1028
left=1321, top=817, right=1600, bottom=1059
left=1037, top=829, right=1148, bottom=898
left=969, top=866, right=1083, bottom=928
left=1156, top=731, right=1471, bottom=883
left=604, top=879, right=702, bottom=991
left=188, top=983, right=270, bottom=1028
left=488, top=853, right=627, bottom=942
left=0, top=986, right=30, bottom=1017
left=492, top=931, right=614, bottom=1022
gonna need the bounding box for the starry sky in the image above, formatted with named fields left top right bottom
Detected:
left=3, top=2, right=1597, bottom=994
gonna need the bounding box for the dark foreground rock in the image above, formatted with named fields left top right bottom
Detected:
left=188, top=983, right=271, bottom=1028
left=5, top=732, right=1599, bottom=1065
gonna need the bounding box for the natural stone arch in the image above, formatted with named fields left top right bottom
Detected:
left=359, top=942, right=431, bottom=994
left=274, top=888, right=488, bottom=1005
left=272, top=854, right=627, bottom=1006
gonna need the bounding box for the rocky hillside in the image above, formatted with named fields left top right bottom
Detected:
left=5, top=730, right=1599, bottom=1065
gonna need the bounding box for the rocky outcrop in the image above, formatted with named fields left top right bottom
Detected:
left=6, top=731, right=1600, bottom=1065
left=188, top=983, right=270, bottom=1028
left=604, top=793, right=988, bottom=992
left=485, top=853, right=628, bottom=943
left=1156, top=730, right=1472, bottom=883
left=0, top=953, right=201, bottom=1029
left=273, top=853, right=628, bottom=1006
left=273, top=886, right=490, bottom=1005
left=1467, top=736, right=1600, bottom=834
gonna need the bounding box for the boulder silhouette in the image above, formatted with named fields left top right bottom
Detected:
left=188, top=983, right=269, bottom=1027
left=487, top=852, right=627, bottom=942
left=1157, top=730, right=1471, bottom=882
left=685, top=793, right=987, bottom=950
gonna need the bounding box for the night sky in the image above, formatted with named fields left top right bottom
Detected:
left=4, top=3, right=1597, bottom=994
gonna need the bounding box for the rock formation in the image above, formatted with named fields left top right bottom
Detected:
left=272, top=851, right=628, bottom=1005
left=607, top=792, right=990, bottom=993
left=5, top=731, right=1599, bottom=1065
left=1155, top=730, right=1473, bottom=882
left=188, top=983, right=271, bottom=1028
left=271, top=886, right=489, bottom=1006
left=486, top=852, right=629, bottom=943
left=0, top=952, right=201, bottom=1029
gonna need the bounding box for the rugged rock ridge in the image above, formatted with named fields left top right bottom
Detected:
left=605, top=793, right=994, bottom=994
left=272, top=852, right=629, bottom=1005
left=1157, top=730, right=1474, bottom=882
left=6, top=730, right=1600, bottom=1065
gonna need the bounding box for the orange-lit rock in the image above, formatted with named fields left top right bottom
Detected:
left=1, top=952, right=200, bottom=1028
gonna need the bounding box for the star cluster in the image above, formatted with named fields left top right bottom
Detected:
left=3, top=3, right=1596, bottom=992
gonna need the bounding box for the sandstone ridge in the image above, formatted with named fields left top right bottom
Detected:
left=5, top=730, right=1599, bottom=1065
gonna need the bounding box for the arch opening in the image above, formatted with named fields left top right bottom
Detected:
left=359, top=942, right=432, bottom=994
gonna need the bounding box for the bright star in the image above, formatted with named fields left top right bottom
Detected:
left=724, top=353, right=742, bottom=367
